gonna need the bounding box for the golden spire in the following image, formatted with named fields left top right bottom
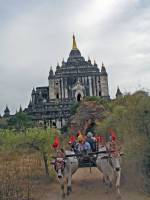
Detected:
left=72, top=34, right=78, bottom=49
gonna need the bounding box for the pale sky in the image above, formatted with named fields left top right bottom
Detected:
left=0, top=0, right=150, bottom=115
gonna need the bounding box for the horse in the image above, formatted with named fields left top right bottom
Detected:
left=96, top=143, right=122, bottom=198
left=52, top=149, right=78, bottom=198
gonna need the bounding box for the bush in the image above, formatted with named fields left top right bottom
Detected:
left=84, top=96, right=109, bottom=109
left=70, top=102, right=80, bottom=115
left=95, top=91, right=150, bottom=191
left=0, top=128, right=61, bottom=177
left=7, top=112, right=33, bottom=130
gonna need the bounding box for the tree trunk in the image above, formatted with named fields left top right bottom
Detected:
left=43, top=152, right=49, bottom=176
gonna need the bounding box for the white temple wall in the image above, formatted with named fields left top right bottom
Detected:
left=100, top=76, right=109, bottom=97
left=93, top=76, right=96, bottom=96
left=61, top=78, right=64, bottom=99
left=88, top=76, right=93, bottom=96
left=49, top=80, right=55, bottom=99
left=96, top=76, right=100, bottom=96
left=56, top=120, right=61, bottom=129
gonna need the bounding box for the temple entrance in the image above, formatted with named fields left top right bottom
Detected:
left=52, top=122, right=57, bottom=128
left=77, top=93, right=81, bottom=102
left=72, top=80, right=85, bottom=102
left=56, top=93, right=59, bottom=99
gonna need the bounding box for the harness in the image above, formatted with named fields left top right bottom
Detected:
left=99, top=144, right=121, bottom=168
left=54, top=157, right=65, bottom=172
left=54, top=150, right=66, bottom=172
left=105, top=150, right=121, bottom=170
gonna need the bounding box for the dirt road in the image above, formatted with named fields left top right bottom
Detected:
left=35, top=168, right=150, bottom=200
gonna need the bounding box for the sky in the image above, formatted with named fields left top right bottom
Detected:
left=0, top=0, right=150, bottom=115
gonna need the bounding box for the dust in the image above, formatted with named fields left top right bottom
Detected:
left=33, top=168, right=150, bottom=200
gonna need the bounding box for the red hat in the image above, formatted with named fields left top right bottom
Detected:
left=76, top=131, right=81, bottom=137
left=96, top=135, right=104, bottom=142
left=68, top=135, right=76, bottom=144
left=52, top=136, right=60, bottom=149
left=109, top=129, right=117, bottom=141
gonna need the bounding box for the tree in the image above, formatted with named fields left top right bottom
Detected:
left=70, top=102, right=80, bottom=115
left=0, top=128, right=60, bottom=177
left=8, top=112, right=33, bottom=130
left=95, top=91, right=150, bottom=191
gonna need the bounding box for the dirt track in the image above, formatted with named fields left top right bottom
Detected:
left=36, top=168, right=150, bottom=200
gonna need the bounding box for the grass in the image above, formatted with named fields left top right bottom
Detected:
left=0, top=151, right=56, bottom=200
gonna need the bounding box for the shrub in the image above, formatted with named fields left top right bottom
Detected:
left=70, top=102, right=80, bottom=115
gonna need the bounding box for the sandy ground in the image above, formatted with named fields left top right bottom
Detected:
left=34, top=168, right=150, bottom=200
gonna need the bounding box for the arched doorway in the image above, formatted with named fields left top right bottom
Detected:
left=52, top=122, right=57, bottom=128
left=56, top=93, right=59, bottom=99
left=77, top=93, right=81, bottom=102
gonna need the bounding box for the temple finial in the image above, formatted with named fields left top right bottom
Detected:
left=72, top=34, right=77, bottom=50
left=88, top=56, right=91, bottom=64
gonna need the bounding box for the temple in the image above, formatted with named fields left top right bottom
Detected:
left=25, top=35, right=110, bottom=128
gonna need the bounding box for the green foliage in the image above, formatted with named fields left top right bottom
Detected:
left=70, top=102, right=80, bottom=115
left=0, top=118, right=8, bottom=129
left=0, top=128, right=61, bottom=176
left=7, top=112, right=33, bottom=130
left=85, top=96, right=101, bottom=101
left=98, top=92, right=150, bottom=138
left=95, top=91, right=150, bottom=190
left=0, top=129, right=48, bottom=152
left=85, top=96, right=109, bottom=109
left=143, top=141, right=150, bottom=193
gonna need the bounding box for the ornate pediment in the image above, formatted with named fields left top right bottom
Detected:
left=72, top=80, right=85, bottom=91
